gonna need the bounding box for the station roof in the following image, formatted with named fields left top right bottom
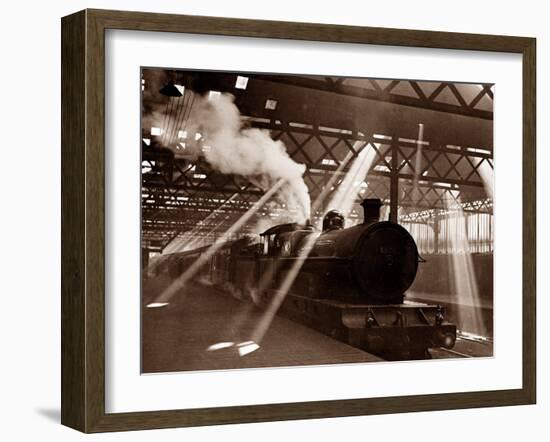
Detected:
left=141, top=69, right=493, bottom=252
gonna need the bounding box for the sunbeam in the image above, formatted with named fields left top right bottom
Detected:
left=152, top=179, right=286, bottom=304
left=162, top=193, right=239, bottom=254
left=325, top=144, right=377, bottom=220
left=411, top=123, right=425, bottom=207
left=246, top=146, right=366, bottom=346
left=443, top=192, right=487, bottom=336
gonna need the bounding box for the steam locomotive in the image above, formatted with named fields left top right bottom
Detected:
left=153, top=198, right=456, bottom=360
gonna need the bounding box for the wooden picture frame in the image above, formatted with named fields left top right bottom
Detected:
left=61, top=8, right=536, bottom=433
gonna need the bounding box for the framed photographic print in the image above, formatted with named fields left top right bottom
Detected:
left=61, top=9, right=536, bottom=433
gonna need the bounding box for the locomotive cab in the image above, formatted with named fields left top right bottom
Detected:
left=260, top=222, right=316, bottom=257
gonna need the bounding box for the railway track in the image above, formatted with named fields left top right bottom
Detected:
left=431, top=331, right=493, bottom=359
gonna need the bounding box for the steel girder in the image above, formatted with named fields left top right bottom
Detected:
left=254, top=75, right=493, bottom=120
left=141, top=119, right=493, bottom=249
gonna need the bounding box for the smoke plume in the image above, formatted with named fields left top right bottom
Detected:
left=161, top=92, right=310, bottom=223
left=197, top=94, right=309, bottom=222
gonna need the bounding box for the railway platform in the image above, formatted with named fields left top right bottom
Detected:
left=142, top=277, right=381, bottom=373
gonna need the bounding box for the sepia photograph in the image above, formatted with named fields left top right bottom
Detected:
left=140, top=67, right=494, bottom=373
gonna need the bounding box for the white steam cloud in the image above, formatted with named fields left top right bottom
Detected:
left=181, top=93, right=310, bottom=223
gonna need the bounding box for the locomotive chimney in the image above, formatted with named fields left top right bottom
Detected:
left=361, top=198, right=383, bottom=224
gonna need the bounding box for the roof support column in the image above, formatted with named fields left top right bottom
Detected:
left=389, top=137, right=399, bottom=223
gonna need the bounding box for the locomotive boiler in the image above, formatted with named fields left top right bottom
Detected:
left=255, top=199, right=419, bottom=305
left=156, top=198, right=457, bottom=360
